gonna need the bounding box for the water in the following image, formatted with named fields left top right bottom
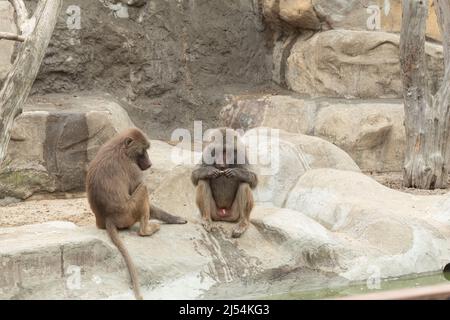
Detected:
left=261, top=272, right=450, bottom=300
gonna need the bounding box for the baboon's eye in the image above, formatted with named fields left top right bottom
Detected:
left=124, top=137, right=133, bottom=147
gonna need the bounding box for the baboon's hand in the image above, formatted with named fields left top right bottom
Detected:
left=223, top=168, right=236, bottom=178
left=207, top=168, right=222, bottom=178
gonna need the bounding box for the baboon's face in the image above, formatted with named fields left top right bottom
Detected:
left=214, top=148, right=239, bottom=170
left=125, top=138, right=152, bottom=171
left=136, top=149, right=151, bottom=170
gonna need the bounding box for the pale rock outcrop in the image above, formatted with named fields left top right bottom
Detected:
left=285, top=30, right=444, bottom=99
left=221, top=95, right=406, bottom=172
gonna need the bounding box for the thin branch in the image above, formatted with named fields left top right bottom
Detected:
left=9, top=0, right=30, bottom=35
left=434, top=0, right=450, bottom=84
left=0, top=31, right=25, bottom=42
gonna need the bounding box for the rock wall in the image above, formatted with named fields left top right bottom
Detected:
left=264, top=0, right=445, bottom=99
left=263, top=0, right=441, bottom=41
left=26, top=0, right=272, bottom=139
left=286, top=30, right=444, bottom=99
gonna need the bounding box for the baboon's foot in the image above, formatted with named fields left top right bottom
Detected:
left=139, top=222, right=160, bottom=236
left=202, top=219, right=213, bottom=233
left=232, top=222, right=249, bottom=238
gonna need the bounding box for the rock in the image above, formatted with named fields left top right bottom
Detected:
left=221, top=95, right=406, bottom=172
left=2, top=168, right=450, bottom=299
left=220, top=94, right=317, bottom=134
left=313, top=0, right=441, bottom=41
left=0, top=93, right=135, bottom=199
left=285, top=30, right=444, bottom=99
left=314, top=101, right=405, bottom=172
left=284, top=168, right=450, bottom=280
left=263, top=0, right=441, bottom=41
left=0, top=222, right=133, bottom=299
left=243, top=128, right=360, bottom=206
left=146, top=142, right=201, bottom=196
left=0, top=1, right=17, bottom=82
left=263, top=0, right=321, bottom=30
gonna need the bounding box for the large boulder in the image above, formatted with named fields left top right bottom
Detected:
left=0, top=1, right=17, bottom=82
left=314, top=101, right=405, bottom=172
left=263, top=0, right=441, bottom=41
left=263, top=0, right=321, bottom=30
left=285, top=30, right=444, bottom=99
left=0, top=93, right=135, bottom=199
left=221, top=95, right=406, bottom=172
left=243, top=128, right=360, bottom=206
left=284, top=168, right=450, bottom=280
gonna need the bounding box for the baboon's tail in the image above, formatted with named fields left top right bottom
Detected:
left=150, top=204, right=187, bottom=224
left=105, top=219, right=143, bottom=300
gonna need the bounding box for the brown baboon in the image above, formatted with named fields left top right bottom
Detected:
left=191, top=128, right=257, bottom=238
left=86, top=127, right=186, bottom=300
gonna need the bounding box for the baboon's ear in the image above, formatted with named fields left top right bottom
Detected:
left=124, top=137, right=133, bottom=147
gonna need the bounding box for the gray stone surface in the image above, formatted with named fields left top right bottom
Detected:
left=0, top=93, right=135, bottom=199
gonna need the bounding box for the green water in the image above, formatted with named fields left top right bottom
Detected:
left=262, top=272, right=450, bottom=300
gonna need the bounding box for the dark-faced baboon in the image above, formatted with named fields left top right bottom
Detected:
left=86, top=127, right=186, bottom=300
left=191, top=128, right=257, bottom=238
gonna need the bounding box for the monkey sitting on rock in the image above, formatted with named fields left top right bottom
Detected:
left=191, top=128, right=258, bottom=238
left=86, top=127, right=187, bottom=300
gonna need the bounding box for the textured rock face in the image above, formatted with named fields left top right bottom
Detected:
left=221, top=95, right=406, bottom=172
left=0, top=93, right=135, bottom=199
left=29, top=0, right=271, bottom=139
left=263, top=0, right=441, bottom=41
left=285, top=30, right=444, bottom=99
left=0, top=1, right=17, bottom=82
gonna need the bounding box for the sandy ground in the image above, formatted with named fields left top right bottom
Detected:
left=0, top=197, right=94, bottom=228
left=368, top=172, right=450, bottom=196
left=1, top=172, right=450, bottom=228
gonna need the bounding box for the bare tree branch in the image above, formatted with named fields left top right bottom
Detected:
left=0, top=31, right=25, bottom=42
left=9, top=0, right=30, bottom=35
left=0, top=0, right=62, bottom=163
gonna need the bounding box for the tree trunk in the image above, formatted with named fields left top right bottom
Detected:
left=401, top=0, right=450, bottom=189
left=0, top=0, right=62, bottom=163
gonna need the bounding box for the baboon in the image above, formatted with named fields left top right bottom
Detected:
left=191, top=128, right=257, bottom=238
left=86, top=127, right=187, bottom=300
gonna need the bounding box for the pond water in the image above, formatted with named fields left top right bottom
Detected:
left=261, top=271, right=450, bottom=300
